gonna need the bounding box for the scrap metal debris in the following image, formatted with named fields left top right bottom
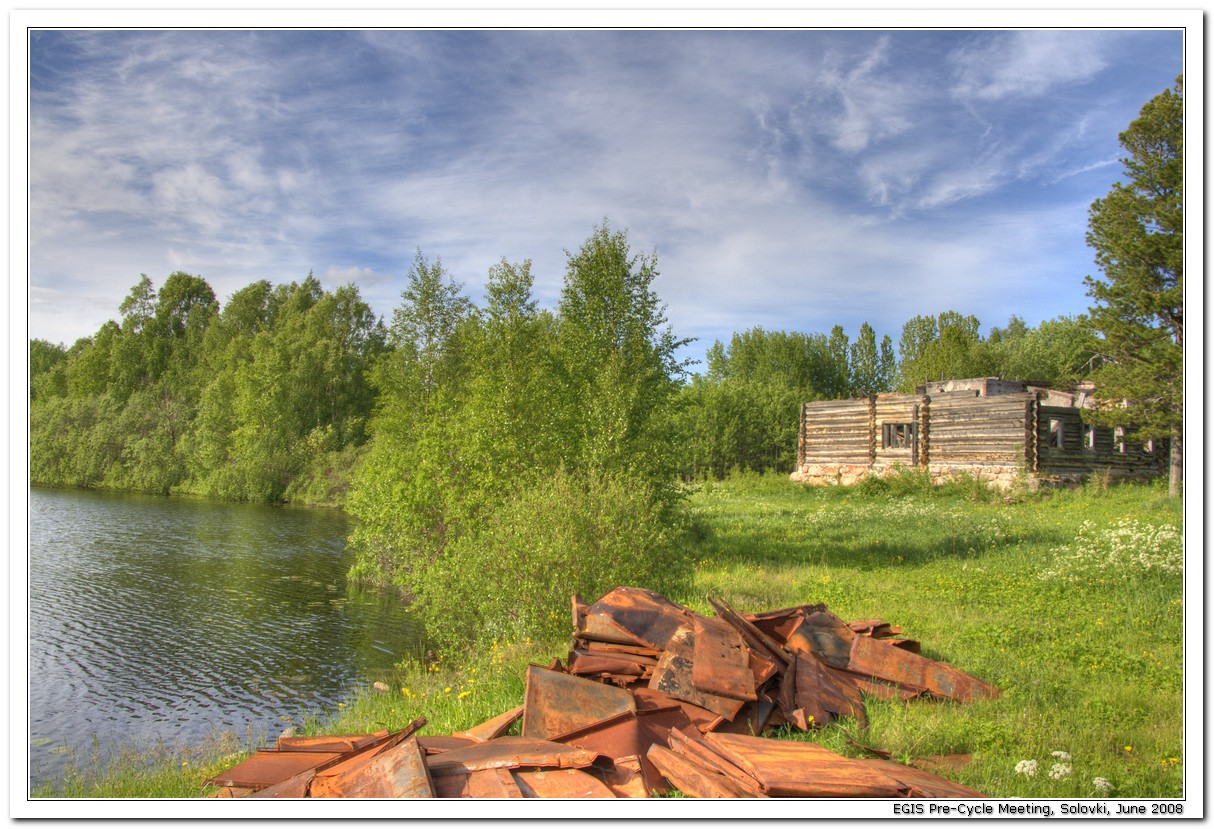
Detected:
left=206, top=587, right=999, bottom=799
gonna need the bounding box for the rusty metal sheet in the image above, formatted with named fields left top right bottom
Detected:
left=521, top=665, right=636, bottom=740
left=711, top=699, right=776, bottom=737
left=572, top=593, right=589, bottom=631
left=417, top=735, right=478, bottom=754
left=781, top=652, right=868, bottom=730
left=707, top=597, right=791, bottom=670
left=783, top=609, right=856, bottom=668
left=425, top=736, right=599, bottom=778
left=550, top=702, right=702, bottom=796
left=667, top=729, right=763, bottom=797
left=310, top=737, right=435, bottom=799
left=632, top=686, right=725, bottom=733
left=207, top=750, right=344, bottom=790
left=691, top=615, right=757, bottom=702
left=245, top=769, right=314, bottom=798
left=275, top=730, right=389, bottom=753
left=576, top=638, right=663, bottom=659
left=590, top=755, right=650, bottom=798
left=567, top=651, right=650, bottom=677
left=649, top=627, right=748, bottom=720
left=859, top=757, right=987, bottom=798
left=847, top=635, right=1000, bottom=702
left=580, top=586, right=695, bottom=650
left=454, top=705, right=524, bottom=743
left=468, top=767, right=525, bottom=798
left=645, top=744, right=757, bottom=798
left=513, top=767, right=617, bottom=798
left=703, top=732, right=910, bottom=798
left=431, top=771, right=472, bottom=798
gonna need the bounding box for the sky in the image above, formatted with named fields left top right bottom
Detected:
left=25, top=25, right=1186, bottom=369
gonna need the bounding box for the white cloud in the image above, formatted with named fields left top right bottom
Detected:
left=950, top=31, right=1109, bottom=101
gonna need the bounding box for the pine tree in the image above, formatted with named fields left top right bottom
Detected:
left=1084, top=76, right=1183, bottom=495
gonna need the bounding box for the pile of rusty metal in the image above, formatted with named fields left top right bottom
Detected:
left=206, top=587, right=999, bottom=799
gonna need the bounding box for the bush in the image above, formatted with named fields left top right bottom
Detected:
left=410, top=469, right=694, bottom=652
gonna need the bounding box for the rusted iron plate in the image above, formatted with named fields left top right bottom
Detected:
left=783, top=609, right=856, bottom=668
left=590, top=755, right=650, bottom=798
left=576, top=639, right=663, bottom=659
left=425, top=736, right=599, bottom=777
left=667, top=729, right=763, bottom=797
left=848, top=636, right=1000, bottom=702
left=785, top=653, right=868, bottom=730
left=646, top=744, right=757, bottom=798
left=513, top=767, right=618, bottom=798
left=748, top=649, right=781, bottom=688
left=454, top=705, right=524, bottom=743
left=632, top=686, right=725, bottom=733
left=581, top=587, right=695, bottom=650
left=467, top=767, right=525, bottom=798
left=207, top=750, right=344, bottom=790
left=572, top=594, right=589, bottom=632
left=567, top=651, right=649, bottom=676
left=431, top=771, right=472, bottom=798
left=549, top=705, right=695, bottom=796
left=649, top=627, right=748, bottom=720
left=707, top=597, right=791, bottom=670
left=859, top=757, right=987, bottom=798
left=691, top=615, right=758, bottom=702
left=210, top=786, right=259, bottom=798
left=310, top=737, right=435, bottom=799
left=246, top=769, right=314, bottom=798
left=712, top=699, right=776, bottom=737
left=275, top=730, right=390, bottom=753
left=522, top=665, right=636, bottom=740
left=306, top=718, right=429, bottom=787
left=417, top=735, right=478, bottom=754
left=703, top=732, right=910, bottom=798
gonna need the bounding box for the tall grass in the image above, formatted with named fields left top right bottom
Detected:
left=36, top=473, right=1184, bottom=798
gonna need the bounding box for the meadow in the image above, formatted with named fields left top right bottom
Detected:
left=35, top=472, right=1185, bottom=799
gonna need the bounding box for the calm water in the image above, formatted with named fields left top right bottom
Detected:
left=26, top=487, right=422, bottom=789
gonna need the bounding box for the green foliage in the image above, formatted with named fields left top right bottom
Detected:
left=412, top=469, right=693, bottom=650
left=896, top=311, right=993, bottom=392
left=1083, top=76, right=1183, bottom=493
left=347, top=224, right=695, bottom=647
left=987, top=315, right=1099, bottom=388
left=30, top=272, right=383, bottom=503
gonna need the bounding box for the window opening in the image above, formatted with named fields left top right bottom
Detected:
left=881, top=423, right=913, bottom=449
left=1048, top=418, right=1064, bottom=449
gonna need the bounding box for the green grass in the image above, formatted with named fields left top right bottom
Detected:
left=35, top=472, right=1185, bottom=799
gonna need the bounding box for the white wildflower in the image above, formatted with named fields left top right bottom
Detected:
left=1014, top=759, right=1038, bottom=777
left=1093, top=777, right=1114, bottom=793
left=1049, top=763, right=1072, bottom=780
left=1051, top=751, right=1072, bottom=761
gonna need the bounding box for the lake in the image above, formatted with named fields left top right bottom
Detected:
left=25, top=487, right=422, bottom=790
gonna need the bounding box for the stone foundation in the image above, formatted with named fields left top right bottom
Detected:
left=790, top=462, right=1028, bottom=491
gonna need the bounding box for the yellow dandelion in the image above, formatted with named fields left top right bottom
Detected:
left=444, top=686, right=452, bottom=694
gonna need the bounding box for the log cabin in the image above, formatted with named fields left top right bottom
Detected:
left=791, top=378, right=1166, bottom=489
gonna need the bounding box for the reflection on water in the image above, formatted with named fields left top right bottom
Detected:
left=26, top=487, right=422, bottom=789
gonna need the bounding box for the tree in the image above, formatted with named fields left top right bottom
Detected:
left=1083, top=75, right=1184, bottom=495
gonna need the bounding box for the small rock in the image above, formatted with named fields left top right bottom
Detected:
left=372, top=681, right=390, bottom=694
left=279, top=725, right=298, bottom=740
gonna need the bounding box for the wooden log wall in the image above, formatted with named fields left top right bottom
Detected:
left=873, top=394, right=919, bottom=467
left=924, top=392, right=1032, bottom=469
left=800, top=398, right=874, bottom=465
left=1035, top=405, right=1166, bottom=479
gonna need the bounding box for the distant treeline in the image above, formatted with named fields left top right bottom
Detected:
left=29, top=236, right=1099, bottom=504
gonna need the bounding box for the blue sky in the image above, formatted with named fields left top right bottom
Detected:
left=26, top=27, right=1185, bottom=368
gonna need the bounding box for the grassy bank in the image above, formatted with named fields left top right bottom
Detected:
left=34, top=472, right=1185, bottom=799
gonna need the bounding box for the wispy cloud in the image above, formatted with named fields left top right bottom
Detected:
left=25, top=28, right=1184, bottom=356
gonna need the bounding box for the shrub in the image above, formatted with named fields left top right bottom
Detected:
left=410, top=469, right=693, bottom=651
left=1039, top=518, right=1183, bottom=582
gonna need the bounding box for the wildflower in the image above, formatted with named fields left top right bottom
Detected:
left=1093, top=777, right=1114, bottom=794
left=444, top=686, right=452, bottom=694
left=1049, top=763, right=1072, bottom=780
left=401, top=687, right=412, bottom=697
left=1014, top=759, right=1038, bottom=777
left=1051, top=751, right=1072, bottom=761
left=1124, top=746, right=1133, bottom=753
left=458, top=691, right=471, bottom=700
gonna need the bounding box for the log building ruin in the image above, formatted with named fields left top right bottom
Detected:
left=791, top=378, right=1166, bottom=489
